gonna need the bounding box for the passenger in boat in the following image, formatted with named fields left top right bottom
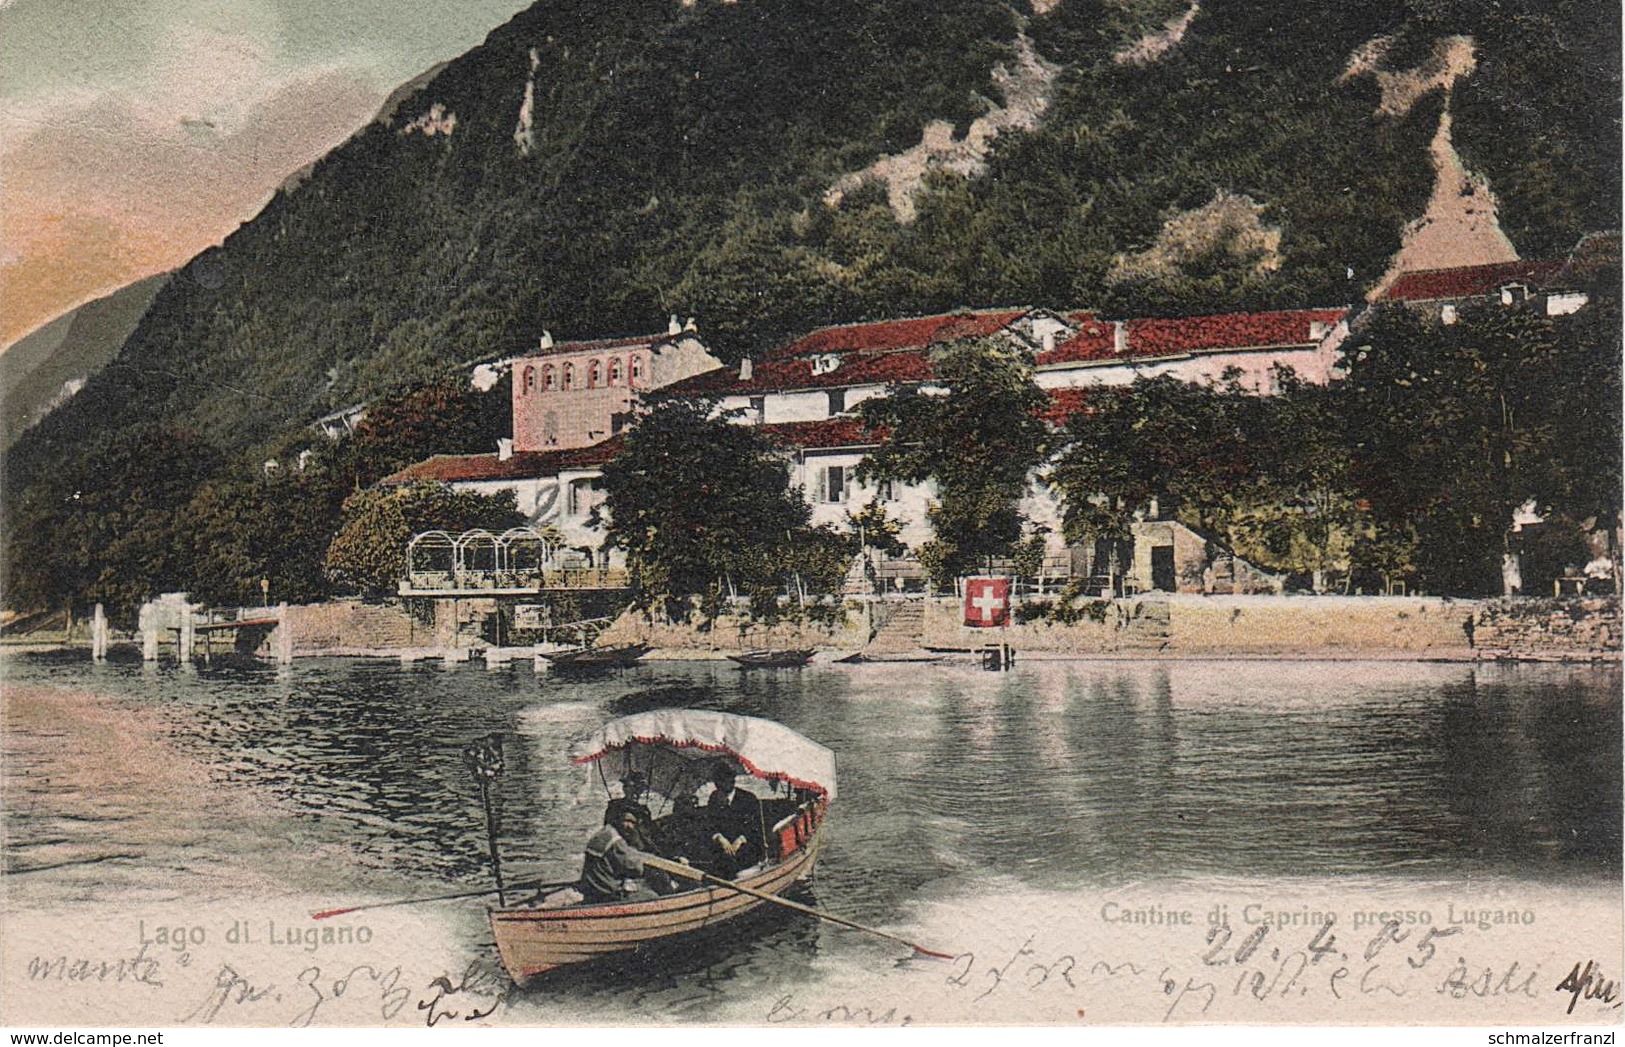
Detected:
left=656, top=794, right=712, bottom=871
left=706, top=762, right=766, bottom=877
left=578, top=808, right=658, bottom=904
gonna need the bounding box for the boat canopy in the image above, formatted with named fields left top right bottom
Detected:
left=569, top=710, right=837, bottom=800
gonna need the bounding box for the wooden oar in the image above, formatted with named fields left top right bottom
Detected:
left=643, top=855, right=953, bottom=959
left=311, top=879, right=575, bottom=920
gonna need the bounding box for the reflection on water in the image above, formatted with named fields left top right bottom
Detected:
left=3, top=655, right=1619, bottom=1007
left=6, top=657, right=1617, bottom=888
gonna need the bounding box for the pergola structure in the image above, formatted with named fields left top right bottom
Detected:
left=402, top=526, right=624, bottom=594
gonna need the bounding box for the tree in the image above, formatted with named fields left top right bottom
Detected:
left=1051, top=375, right=1257, bottom=542
left=857, top=335, right=1049, bottom=586
left=1051, top=372, right=1366, bottom=589
left=1225, top=372, right=1366, bottom=590
left=183, top=472, right=347, bottom=607
left=325, top=374, right=510, bottom=494
left=1340, top=298, right=1621, bottom=595
left=325, top=483, right=525, bottom=596
left=595, top=400, right=837, bottom=617
left=2, top=425, right=223, bottom=622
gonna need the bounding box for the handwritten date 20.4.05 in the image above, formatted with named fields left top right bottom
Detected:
left=941, top=917, right=1593, bottom=1021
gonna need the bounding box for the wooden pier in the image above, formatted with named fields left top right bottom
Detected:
left=137, top=594, right=292, bottom=664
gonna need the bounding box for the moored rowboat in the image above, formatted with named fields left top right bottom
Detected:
left=727, top=648, right=816, bottom=669
left=544, top=642, right=651, bottom=668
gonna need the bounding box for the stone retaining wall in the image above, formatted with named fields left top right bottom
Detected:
left=1473, top=597, right=1622, bottom=659
left=917, top=594, right=1476, bottom=656
left=279, top=600, right=423, bottom=653
left=598, top=603, right=869, bottom=653
left=607, top=594, right=1619, bottom=662
left=264, top=593, right=1621, bottom=663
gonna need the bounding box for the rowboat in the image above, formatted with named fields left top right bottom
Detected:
left=489, top=709, right=837, bottom=986
left=543, top=642, right=651, bottom=668
left=726, top=648, right=815, bottom=669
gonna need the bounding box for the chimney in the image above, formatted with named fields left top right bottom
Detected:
left=739, top=357, right=753, bottom=380
left=683, top=316, right=698, bottom=333
left=1113, top=321, right=1128, bottom=355
left=668, top=314, right=682, bottom=336
left=538, top=330, right=554, bottom=350
left=497, top=438, right=514, bottom=461
left=1041, top=330, right=1055, bottom=352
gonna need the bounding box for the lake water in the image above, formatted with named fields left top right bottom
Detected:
left=3, top=654, right=1620, bottom=1025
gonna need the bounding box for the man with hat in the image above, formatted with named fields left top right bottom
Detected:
left=706, top=761, right=766, bottom=878
left=656, top=793, right=712, bottom=872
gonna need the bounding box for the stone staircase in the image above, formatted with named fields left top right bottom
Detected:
left=1116, top=598, right=1171, bottom=651
left=864, top=600, right=926, bottom=654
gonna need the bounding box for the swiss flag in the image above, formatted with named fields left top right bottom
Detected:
left=963, top=576, right=1011, bottom=627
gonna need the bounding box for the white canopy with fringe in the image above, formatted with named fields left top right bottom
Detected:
left=568, top=710, right=837, bottom=800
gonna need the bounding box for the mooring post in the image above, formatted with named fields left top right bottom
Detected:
left=276, top=602, right=293, bottom=665
left=91, top=603, right=108, bottom=661
left=178, top=604, right=195, bottom=665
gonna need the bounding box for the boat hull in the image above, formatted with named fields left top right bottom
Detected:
left=727, top=649, right=815, bottom=669
left=490, top=830, right=823, bottom=985
left=545, top=644, right=651, bottom=668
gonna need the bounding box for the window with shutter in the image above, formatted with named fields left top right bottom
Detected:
left=824, top=465, right=847, bottom=503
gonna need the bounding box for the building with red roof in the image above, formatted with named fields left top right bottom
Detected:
left=1380, top=261, right=1565, bottom=303
left=1377, top=259, right=1587, bottom=324
left=1036, top=308, right=1350, bottom=394
left=670, top=305, right=1352, bottom=429
left=662, top=307, right=1062, bottom=428
left=380, top=437, right=626, bottom=558
left=378, top=301, right=1361, bottom=588
left=507, top=323, right=720, bottom=452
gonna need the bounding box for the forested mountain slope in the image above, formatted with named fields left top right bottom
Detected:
left=6, top=0, right=1616, bottom=493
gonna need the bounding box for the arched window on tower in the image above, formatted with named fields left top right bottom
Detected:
left=521, top=366, right=537, bottom=395
left=589, top=359, right=602, bottom=388
left=562, top=363, right=574, bottom=390
left=609, top=357, right=624, bottom=386
left=629, top=355, right=644, bottom=385
left=542, top=364, right=556, bottom=391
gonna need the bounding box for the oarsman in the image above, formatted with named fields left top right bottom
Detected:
left=602, top=771, right=676, bottom=893
left=578, top=808, right=657, bottom=903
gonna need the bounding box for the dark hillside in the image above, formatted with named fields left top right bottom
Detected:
left=5, top=0, right=1616, bottom=496
left=0, top=273, right=169, bottom=451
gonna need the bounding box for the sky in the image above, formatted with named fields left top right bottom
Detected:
left=0, top=0, right=535, bottom=348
